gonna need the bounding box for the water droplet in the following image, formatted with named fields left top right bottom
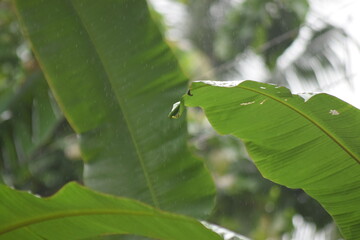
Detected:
left=260, top=99, right=267, bottom=105
left=260, top=87, right=266, bottom=89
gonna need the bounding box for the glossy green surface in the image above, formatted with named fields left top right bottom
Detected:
left=0, top=182, right=221, bottom=240
left=183, top=80, right=360, bottom=239
left=14, top=0, right=215, bottom=218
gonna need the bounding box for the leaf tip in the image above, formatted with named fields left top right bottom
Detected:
left=168, top=100, right=185, bottom=119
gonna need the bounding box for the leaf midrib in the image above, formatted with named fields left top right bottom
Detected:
left=239, top=83, right=360, bottom=165
left=0, top=209, right=192, bottom=235
left=68, top=1, right=159, bottom=208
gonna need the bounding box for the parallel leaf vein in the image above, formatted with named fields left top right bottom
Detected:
left=239, top=84, right=360, bottom=165
left=68, top=1, right=159, bottom=208
left=0, top=209, right=195, bottom=235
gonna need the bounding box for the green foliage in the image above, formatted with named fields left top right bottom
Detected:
left=188, top=128, right=331, bottom=237
left=182, top=80, right=360, bottom=239
left=215, top=0, right=309, bottom=68
left=0, top=72, right=82, bottom=195
left=0, top=0, right=25, bottom=88
left=183, top=0, right=308, bottom=75
left=0, top=0, right=358, bottom=239
left=0, top=182, right=221, bottom=240
left=13, top=0, right=215, bottom=218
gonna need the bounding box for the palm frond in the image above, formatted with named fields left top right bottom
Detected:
left=273, top=25, right=358, bottom=91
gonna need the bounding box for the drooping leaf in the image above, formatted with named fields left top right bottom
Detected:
left=14, top=0, right=215, bottom=217
left=181, top=80, right=360, bottom=239
left=0, top=182, right=221, bottom=240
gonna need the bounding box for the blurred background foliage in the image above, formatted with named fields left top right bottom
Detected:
left=1, top=0, right=358, bottom=239
left=0, top=0, right=82, bottom=196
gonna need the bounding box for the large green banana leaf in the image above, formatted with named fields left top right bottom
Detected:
left=181, top=80, right=360, bottom=239
left=13, top=0, right=215, bottom=218
left=0, top=182, right=221, bottom=240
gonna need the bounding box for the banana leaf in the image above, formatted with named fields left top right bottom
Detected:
left=0, top=182, right=221, bottom=240
left=13, top=0, right=215, bottom=218
left=181, top=80, right=360, bottom=239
